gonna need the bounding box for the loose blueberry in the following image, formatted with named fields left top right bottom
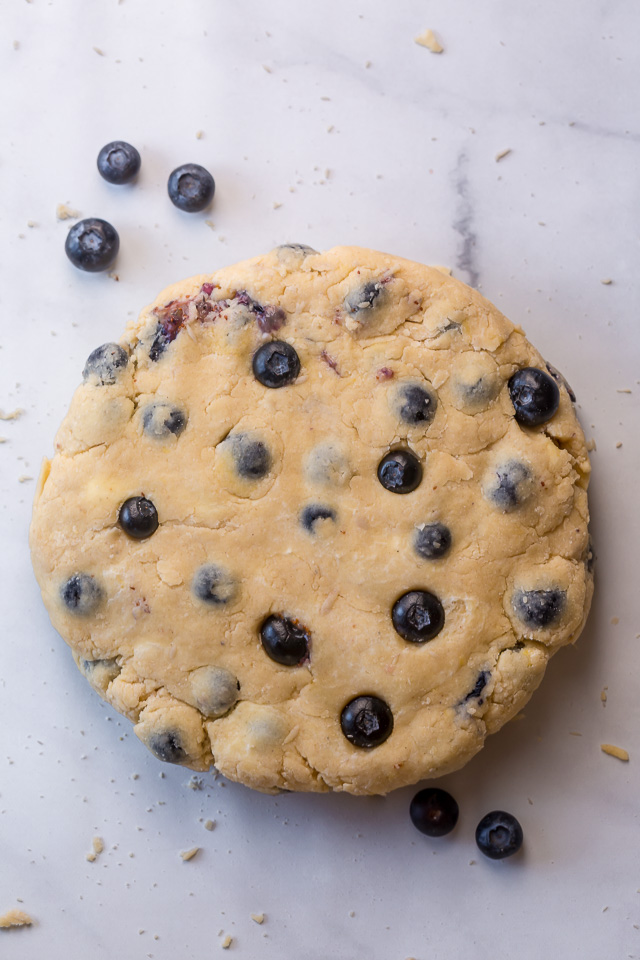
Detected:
left=190, top=666, right=240, bottom=717
left=340, top=695, right=394, bottom=748
left=231, top=434, right=272, bottom=479
left=141, top=400, right=187, bottom=439
left=65, top=218, right=120, bottom=272
left=149, top=731, right=188, bottom=764
left=484, top=460, right=532, bottom=511
left=344, top=280, right=385, bottom=315
left=461, top=670, right=489, bottom=704
left=118, top=496, right=159, bottom=540
left=260, top=614, right=310, bottom=666
left=545, top=362, right=576, bottom=403
left=300, top=504, right=336, bottom=534
left=475, top=810, right=523, bottom=860
left=167, top=163, right=215, bottom=212
left=252, top=341, right=300, bottom=388
left=192, top=564, right=238, bottom=606
left=410, top=788, right=459, bottom=837
left=82, top=342, right=128, bottom=385
left=97, top=140, right=141, bottom=184
left=377, top=449, right=423, bottom=494
left=60, top=573, right=103, bottom=615
left=414, top=522, right=452, bottom=560
left=512, top=588, right=566, bottom=628
left=392, top=590, right=445, bottom=643
left=509, top=367, right=560, bottom=426
left=393, top=383, right=437, bottom=426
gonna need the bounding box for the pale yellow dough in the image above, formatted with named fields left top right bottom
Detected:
left=30, top=245, right=592, bottom=795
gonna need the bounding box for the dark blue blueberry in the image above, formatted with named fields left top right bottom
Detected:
left=414, top=522, right=452, bottom=560
left=167, top=163, right=215, bottom=212
left=395, top=383, right=437, bottom=426
left=141, top=401, right=187, bottom=439
left=192, top=564, right=238, bottom=606
left=485, top=460, right=531, bottom=511
left=300, top=504, right=336, bottom=534
left=260, top=615, right=310, bottom=666
left=377, top=449, right=423, bottom=494
left=509, top=367, right=560, bottom=426
left=60, top=573, right=103, bottom=615
left=232, top=435, right=272, bottom=479
left=512, top=588, right=566, bottom=628
left=149, top=731, right=188, bottom=764
left=410, top=788, right=459, bottom=837
left=475, top=810, right=523, bottom=860
left=65, top=218, right=120, bottom=272
left=252, top=341, right=300, bottom=388
left=392, top=590, right=445, bottom=643
left=545, top=362, right=576, bottom=403
left=344, top=280, right=385, bottom=315
left=462, top=671, right=490, bottom=704
left=340, top=695, right=394, bottom=748
left=82, top=343, right=128, bottom=384
left=118, top=496, right=159, bottom=540
left=97, top=141, right=141, bottom=184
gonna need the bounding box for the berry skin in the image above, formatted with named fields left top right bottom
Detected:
left=410, top=788, right=459, bottom=837
left=392, top=590, right=445, bottom=643
left=97, top=141, right=141, bottom=184
left=232, top=435, right=272, bottom=479
left=414, top=522, right=452, bottom=560
left=508, top=367, right=560, bottom=426
left=377, top=449, right=422, bottom=494
left=149, top=731, right=188, bottom=764
left=65, top=218, right=120, bottom=272
left=300, top=504, right=336, bottom=534
left=340, top=695, right=394, bottom=748
left=252, top=341, right=301, bottom=388
left=167, top=163, right=215, bottom=212
left=82, top=343, right=128, bottom=385
left=118, top=496, right=159, bottom=540
left=475, top=811, right=523, bottom=860
left=260, top=615, right=310, bottom=666
left=484, top=460, right=532, bottom=511
left=512, top=588, right=566, bottom=628
left=394, top=383, right=437, bottom=426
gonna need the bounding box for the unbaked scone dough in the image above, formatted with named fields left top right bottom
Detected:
left=30, top=245, right=592, bottom=795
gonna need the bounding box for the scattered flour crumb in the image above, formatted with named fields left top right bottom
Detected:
left=0, top=437, right=6, bottom=444
left=272, top=201, right=282, bottom=209
left=13, top=40, right=20, bottom=50
left=262, top=64, right=273, bottom=73
left=0, top=909, right=33, bottom=929
left=601, top=743, right=629, bottom=762
left=18, top=475, right=33, bottom=483
left=186, top=776, right=204, bottom=790
left=495, top=148, right=513, bottom=162
left=616, top=389, right=632, bottom=394
left=586, top=438, right=596, bottom=452
left=569, top=731, right=582, bottom=736
left=414, top=29, right=444, bottom=53
left=600, top=278, right=613, bottom=285
left=611, top=617, right=619, bottom=625
left=108, top=271, right=120, bottom=282
left=205, top=219, right=215, bottom=230
left=221, top=934, right=233, bottom=948
left=601, top=687, right=608, bottom=706
left=204, top=819, right=216, bottom=831
left=348, top=910, right=355, bottom=918
left=93, top=46, right=105, bottom=56
left=616, top=442, right=623, bottom=449
left=251, top=913, right=265, bottom=924
left=27, top=220, right=37, bottom=228
left=0, top=409, right=23, bottom=420
left=56, top=203, right=81, bottom=221
left=180, top=847, right=200, bottom=861
left=196, top=130, right=205, bottom=139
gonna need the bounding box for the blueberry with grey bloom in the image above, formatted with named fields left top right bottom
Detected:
left=392, top=590, right=445, bottom=643
left=82, top=343, right=128, bottom=384
left=97, top=141, right=141, bottom=184
left=377, top=449, right=422, bottom=494
left=300, top=504, right=336, bottom=534
left=252, top=341, right=300, bottom=388
left=508, top=367, right=560, bottom=426
left=192, top=565, right=238, bottom=605
left=141, top=400, right=187, bottom=439
left=149, top=731, right=188, bottom=764
left=341, top=695, right=394, bottom=748
left=344, top=280, right=385, bottom=315
left=61, top=573, right=103, bottom=615
left=414, top=522, right=452, bottom=560
left=260, top=615, right=310, bottom=666
left=394, top=383, right=437, bottom=426
left=512, top=588, right=566, bottom=628
left=475, top=810, right=523, bottom=860
left=231, top=434, right=272, bottom=479
left=485, top=460, right=532, bottom=511
left=190, top=666, right=240, bottom=717
left=168, top=163, right=215, bottom=212
left=118, top=496, right=159, bottom=540
left=65, top=218, right=119, bottom=272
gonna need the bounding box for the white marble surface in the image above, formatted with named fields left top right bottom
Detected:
left=1, top=1, right=639, bottom=957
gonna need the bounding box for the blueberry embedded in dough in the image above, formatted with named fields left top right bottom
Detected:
left=340, top=695, right=394, bottom=748
left=274, top=243, right=318, bottom=258
left=192, top=564, right=238, bottom=606
left=60, top=573, right=103, bottom=616
left=189, top=665, right=240, bottom=718
left=214, top=427, right=280, bottom=499
left=391, top=590, right=445, bottom=643
left=134, top=698, right=209, bottom=768
left=545, top=362, right=576, bottom=403
left=148, top=730, right=188, bottom=764
left=304, top=443, right=352, bottom=487
left=460, top=670, right=490, bottom=705
left=414, top=522, right=452, bottom=560
left=82, top=343, right=129, bottom=385
left=483, top=459, right=533, bottom=511
left=390, top=381, right=438, bottom=427
left=512, top=588, right=566, bottom=629
left=300, top=503, right=337, bottom=535
left=252, top=340, right=300, bottom=388
left=118, top=496, right=159, bottom=540
left=260, top=614, right=310, bottom=666
left=377, top=449, right=423, bottom=494
left=449, top=351, right=501, bottom=413
left=141, top=400, right=187, bottom=439
left=233, top=291, right=286, bottom=334
left=343, top=279, right=387, bottom=319
left=78, top=657, right=120, bottom=693
left=226, top=433, right=272, bottom=480
left=508, top=367, right=560, bottom=426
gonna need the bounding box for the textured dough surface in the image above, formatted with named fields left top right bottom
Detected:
left=30, top=245, right=593, bottom=795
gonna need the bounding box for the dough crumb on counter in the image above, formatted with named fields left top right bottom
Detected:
left=251, top=913, right=265, bottom=924
left=0, top=409, right=23, bottom=420
left=180, top=847, right=200, bottom=861
left=0, top=909, right=33, bottom=928
left=86, top=836, right=104, bottom=862
left=56, top=203, right=81, bottom=221
left=414, top=29, right=444, bottom=53
left=204, top=819, right=216, bottom=831
left=495, top=148, right=512, bottom=162
left=221, top=934, right=233, bottom=948
left=601, top=744, right=629, bottom=762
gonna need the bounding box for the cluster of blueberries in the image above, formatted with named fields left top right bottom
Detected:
left=410, top=788, right=524, bottom=860
left=65, top=140, right=215, bottom=272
